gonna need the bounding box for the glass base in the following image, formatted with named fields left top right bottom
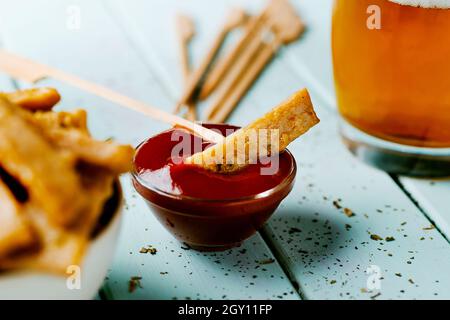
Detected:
left=339, top=121, right=450, bottom=178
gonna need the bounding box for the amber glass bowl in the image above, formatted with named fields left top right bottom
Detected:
left=132, top=125, right=297, bottom=251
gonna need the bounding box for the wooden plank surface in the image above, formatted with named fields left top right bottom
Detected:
left=268, top=0, right=450, bottom=299
left=1, top=0, right=449, bottom=300
left=0, top=0, right=299, bottom=300
left=106, top=0, right=450, bottom=300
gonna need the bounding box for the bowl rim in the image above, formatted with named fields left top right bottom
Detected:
left=132, top=127, right=297, bottom=204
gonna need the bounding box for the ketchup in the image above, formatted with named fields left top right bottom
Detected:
left=134, top=124, right=293, bottom=200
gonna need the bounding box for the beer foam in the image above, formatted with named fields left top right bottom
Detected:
left=389, top=0, right=450, bottom=8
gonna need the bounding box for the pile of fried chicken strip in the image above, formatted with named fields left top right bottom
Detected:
left=0, top=87, right=134, bottom=274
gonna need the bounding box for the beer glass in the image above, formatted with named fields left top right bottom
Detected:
left=332, top=0, right=450, bottom=176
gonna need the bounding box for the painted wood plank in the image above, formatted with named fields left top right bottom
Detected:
left=105, top=182, right=299, bottom=300
left=0, top=0, right=299, bottom=300
left=108, top=0, right=450, bottom=300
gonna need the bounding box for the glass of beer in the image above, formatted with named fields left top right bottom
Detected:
left=332, top=0, right=450, bottom=176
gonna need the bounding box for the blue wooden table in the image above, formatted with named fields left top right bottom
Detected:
left=1, top=0, right=449, bottom=300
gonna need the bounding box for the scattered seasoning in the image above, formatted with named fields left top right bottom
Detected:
left=258, top=258, right=275, bottom=265
left=345, top=224, right=352, bottom=231
left=370, top=234, right=382, bottom=241
left=140, top=245, right=157, bottom=255
left=343, top=208, right=355, bottom=217
left=423, top=225, right=435, bottom=231
left=330, top=280, right=336, bottom=285
left=385, top=236, right=395, bottom=242
left=395, top=273, right=402, bottom=277
left=128, top=276, right=143, bottom=293
left=333, top=200, right=342, bottom=210
left=160, top=272, right=168, bottom=275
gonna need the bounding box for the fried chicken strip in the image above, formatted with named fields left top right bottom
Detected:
left=0, top=204, right=87, bottom=274
left=42, top=128, right=134, bottom=174
left=0, top=88, right=132, bottom=274
left=0, top=171, right=115, bottom=274
left=0, top=97, right=87, bottom=227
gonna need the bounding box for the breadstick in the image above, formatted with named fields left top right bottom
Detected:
left=185, top=89, right=319, bottom=173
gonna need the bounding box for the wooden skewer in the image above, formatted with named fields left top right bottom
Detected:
left=208, top=0, right=305, bottom=123
left=0, top=49, right=224, bottom=144
left=174, top=8, right=247, bottom=113
left=175, top=13, right=197, bottom=121
left=198, top=14, right=266, bottom=100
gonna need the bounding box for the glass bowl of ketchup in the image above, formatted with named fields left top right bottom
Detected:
left=132, top=124, right=296, bottom=251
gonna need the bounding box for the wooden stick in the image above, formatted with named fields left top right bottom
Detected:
left=204, top=29, right=266, bottom=121
left=0, top=49, right=224, bottom=144
left=175, top=13, right=197, bottom=121
left=174, top=8, right=247, bottom=113
left=198, top=14, right=266, bottom=100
